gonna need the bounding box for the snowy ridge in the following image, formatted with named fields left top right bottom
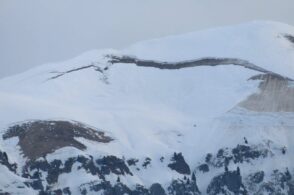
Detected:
left=0, top=21, right=294, bottom=194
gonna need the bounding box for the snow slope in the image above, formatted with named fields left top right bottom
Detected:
left=0, top=21, right=294, bottom=194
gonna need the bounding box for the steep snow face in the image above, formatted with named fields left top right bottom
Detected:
left=0, top=21, right=294, bottom=194
left=0, top=55, right=260, bottom=160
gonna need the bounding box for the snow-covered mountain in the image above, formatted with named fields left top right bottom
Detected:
left=0, top=21, right=294, bottom=195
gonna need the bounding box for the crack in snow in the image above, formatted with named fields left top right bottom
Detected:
left=47, top=55, right=293, bottom=82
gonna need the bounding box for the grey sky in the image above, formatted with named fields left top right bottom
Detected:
left=0, top=0, right=293, bottom=78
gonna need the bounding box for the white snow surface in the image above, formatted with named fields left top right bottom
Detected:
left=0, top=21, right=294, bottom=193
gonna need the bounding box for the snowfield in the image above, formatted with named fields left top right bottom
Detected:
left=0, top=21, right=294, bottom=194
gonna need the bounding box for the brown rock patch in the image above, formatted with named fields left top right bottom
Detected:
left=239, top=73, right=294, bottom=112
left=3, top=120, right=113, bottom=160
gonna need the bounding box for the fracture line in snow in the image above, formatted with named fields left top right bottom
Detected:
left=47, top=55, right=293, bottom=81
left=47, top=64, right=104, bottom=80
left=108, top=55, right=293, bottom=81
left=108, top=55, right=270, bottom=72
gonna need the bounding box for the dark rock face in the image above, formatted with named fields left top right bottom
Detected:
left=285, top=34, right=294, bottom=45
left=168, top=179, right=201, bottom=195
left=150, top=183, right=166, bottom=195
left=80, top=177, right=200, bottom=195
left=207, top=168, right=247, bottom=195
left=142, top=157, right=151, bottom=169
left=38, top=187, right=71, bottom=195
left=205, top=153, right=213, bottom=163
left=248, top=171, right=265, bottom=184
left=195, top=141, right=294, bottom=194
left=0, top=127, right=292, bottom=195
left=245, top=171, right=265, bottom=193
left=232, top=144, right=267, bottom=163
left=83, top=181, right=119, bottom=195
left=110, top=183, right=132, bottom=195
left=96, top=155, right=132, bottom=176
left=201, top=144, right=270, bottom=170
left=2, top=120, right=113, bottom=160
left=0, top=192, right=11, bottom=195
left=168, top=153, right=191, bottom=175
left=244, top=169, right=294, bottom=194
left=2, top=147, right=293, bottom=195
left=0, top=150, right=17, bottom=173
left=23, top=159, right=63, bottom=186
left=197, top=163, right=209, bottom=173
left=127, top=158, right=139, bottom=166
left=132, top=185, right=150, bottom=195
left=22, top=155, right=132, bottom=192
left=79, top=181, right=153, bottom=195
left=261, top=169, right=292, bottom=194
left=80, top=180, right=198, bottom=195
left=79, top=181, right=112, bottom=195
left=24, top=178, right=44, bottom=191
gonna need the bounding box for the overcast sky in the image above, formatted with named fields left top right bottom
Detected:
left=0, top=0, right=294, bottom=78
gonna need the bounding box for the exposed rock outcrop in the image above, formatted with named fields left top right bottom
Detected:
left=0, top=150, right=17, bottom=173
left=3, top=120, right=113, bottom=160
left=239, top=73, right=294, bottom=112
left=207, top=168, right=247, bottom=195
left=168, top=152, right=191, bottom=175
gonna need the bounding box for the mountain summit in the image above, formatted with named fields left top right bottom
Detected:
left=0, top=21, right=294, bottom=194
